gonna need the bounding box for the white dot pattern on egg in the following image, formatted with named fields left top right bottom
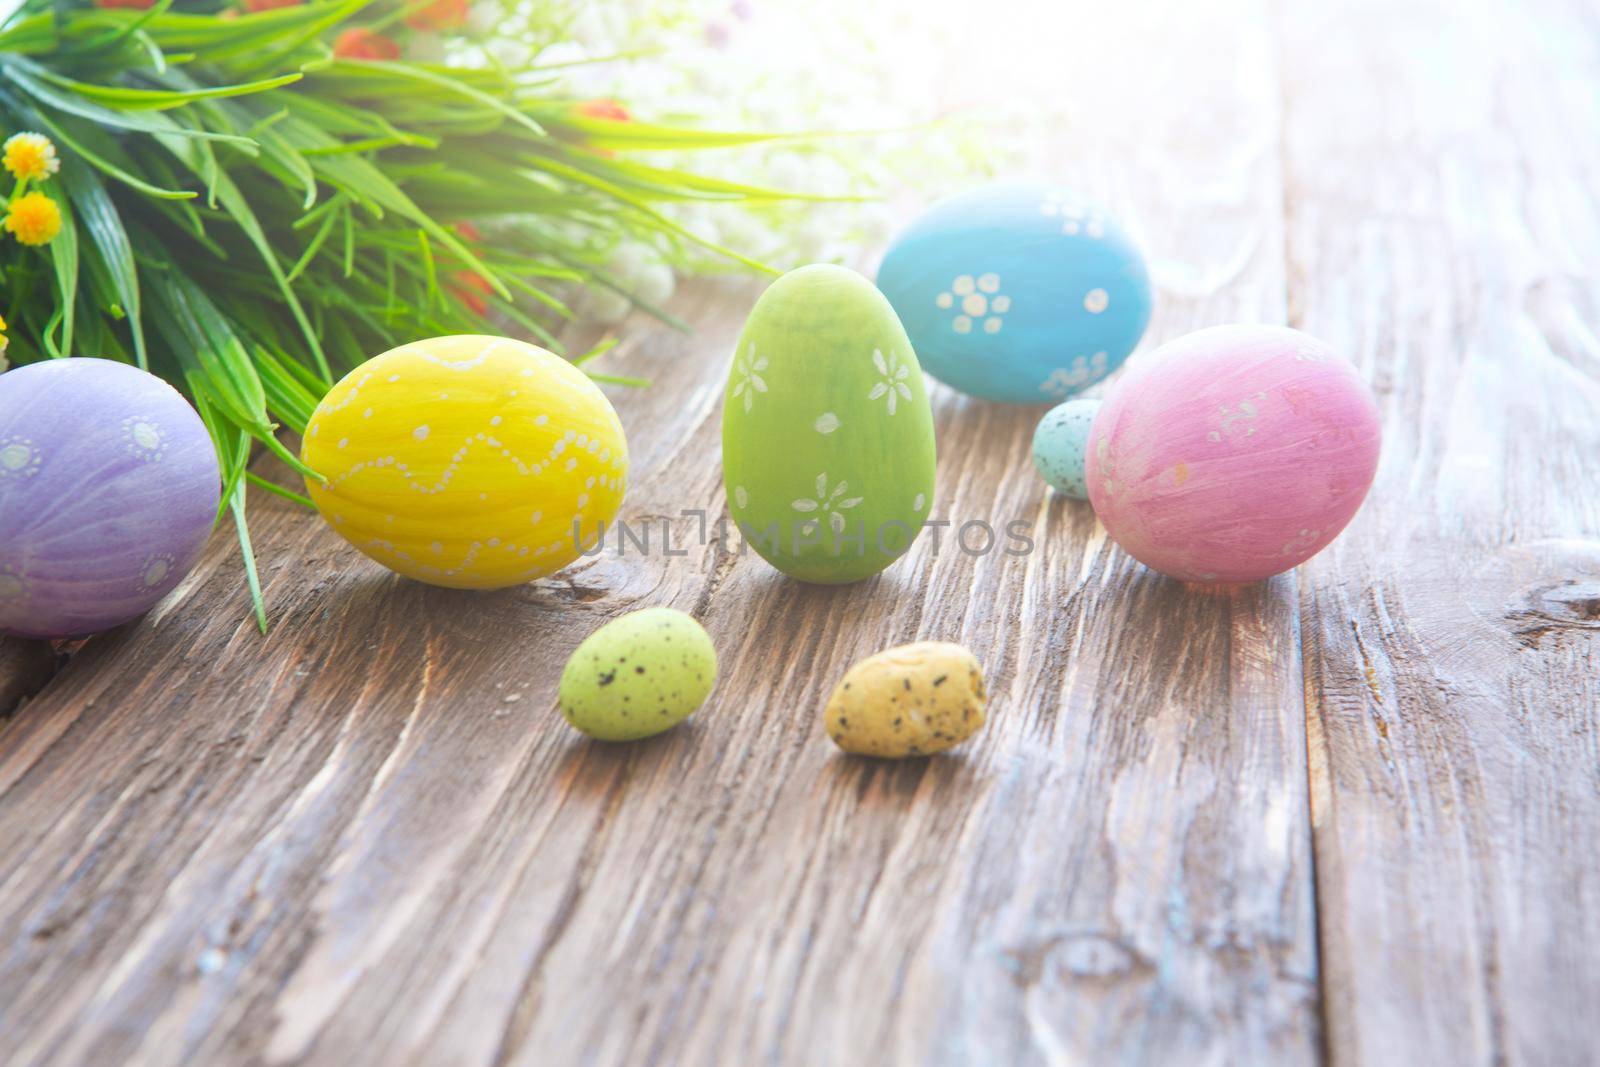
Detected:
left=121, top=416, right=167, bottom=462
left=0, top=439, right=39, bottom=478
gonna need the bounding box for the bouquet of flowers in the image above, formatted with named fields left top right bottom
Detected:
left=0, top=0, right=826, bottom=622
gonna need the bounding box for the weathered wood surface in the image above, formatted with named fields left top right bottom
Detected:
left=1286, top=0, right=1600, bottom=1063
left=0, top=0, right=1595, bottom=1063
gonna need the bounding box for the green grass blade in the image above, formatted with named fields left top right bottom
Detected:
left=0, top=55, right=256, bottom=144
left=47, top=193, right=80, bottom=358
left=25, top=68, right=303, bottom=112
left=324, top=59, right=546, bottom=138
left=151, top=117, right=331, bottom=381
left=229, top=482, right=268, bottom=633
left=59, top=0, right=174, bottom=56
left=58, top=154, right=146, bottom=367
left=537, top=156, right=779, bottom=275
left=25, top=108, right=198, bottom=199
left=245, top=471, right=313, bottom=509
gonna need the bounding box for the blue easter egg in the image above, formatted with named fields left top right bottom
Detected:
left=876, top=183, right=1153, bottom=404
left=1031, top=398, right=1101, bottom=499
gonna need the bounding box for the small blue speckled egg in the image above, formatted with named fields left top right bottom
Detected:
left=876, top=182, right=1152, bottom=404
left=1032, top=398, right=1101, bottom=499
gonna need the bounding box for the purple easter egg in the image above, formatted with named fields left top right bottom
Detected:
left=0, top=359, right=220, bottom=638
left=1086, top=325, right=1381, bottom=584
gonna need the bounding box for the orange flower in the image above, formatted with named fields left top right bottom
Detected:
left=454, top=221, right=483, bottom=242
left=333, top=27, right=401, bottom=60
left=403, top=0, right=470, bottom=32
left=450, top=271, right=494, bottom=316
left=242, top=0, right=303, bottom=11
left=577, top=99, right=631, bottom=123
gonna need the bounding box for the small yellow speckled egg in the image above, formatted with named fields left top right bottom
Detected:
left=302, top=335, right=628, bottom=589
left=824, top=641, right=987, bottom=758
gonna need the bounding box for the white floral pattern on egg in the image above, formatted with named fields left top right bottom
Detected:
left=878, top=182, right=1153, bottom=404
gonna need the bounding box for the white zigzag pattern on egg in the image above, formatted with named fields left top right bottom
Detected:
left=391, top=338, right=507, bottom=372
left=324, top=338, right=624, bottom=577
left=317, top=372, right=374, bottom=416
left=328, top=426, right=625, bottom=495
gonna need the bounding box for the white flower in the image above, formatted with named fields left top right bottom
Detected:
left=486, top=37, right=537, bottom=68
left=731, top=343, right=769, bottom=413
left=407, top=32, right=447, bottom=63
left=792, top=472, right=864, bottom=534
left=867, top=347, right=913, bottom=414
left=465, top=0, right=503, bottom=36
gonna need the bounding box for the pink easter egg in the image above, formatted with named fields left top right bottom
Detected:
left=1085, top=325, right=1381, bottom=583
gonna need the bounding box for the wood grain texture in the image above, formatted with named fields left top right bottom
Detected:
left=0, top=4, right=1321, bottom=1060
left=0, top=286, right=1317, bottom=1067
left=0, top=0, right=1593, bottom=1062
left=0, top=637, right=55, bottom=717
left=1284, top=0, right=1600, bottom=1063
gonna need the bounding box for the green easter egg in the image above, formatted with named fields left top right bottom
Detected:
left=558, top=607, right=717, bottom=741
left=721, top=265, right=938, bottom=584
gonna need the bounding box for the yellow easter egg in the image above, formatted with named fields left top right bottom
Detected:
left=302, top=335, right=628, bottom=589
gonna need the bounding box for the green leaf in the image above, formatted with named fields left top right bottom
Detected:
left=321, top=59, right=546, bottom=139
left=0, top=55, right=256, bottom=144
left=47, top=192, right=80, bottom=359
left=148, top=111, right=330, bottom=381
left=58, top=154, right=146, bottom=367
left=20, top=106, right=198, bottom=200
left=59, top=0, right=174, bottom=58
left=140, top=0, right=369, bottom=61
left=245, top=470, right=313, bottom=509
left=188, top=387, right=267, bottom=629
left=536, top=156, right=778, bottom=275
left=556, top=149, right=865, bottom=203
left=229, top=483, right=268, bottom=633
left=535, top=113, right=803, bottom=151
left=0, top=12, right=56, bottom=55
left=26, top=67, right=303, bottom=112
left=228, top=0, right=373, bottom=74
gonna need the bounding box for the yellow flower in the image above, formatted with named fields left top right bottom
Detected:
left=4, top=192, right=62, bottom=246
left=3, top=132, right=60, bottom=183
left=0, top=313, right=9, bottom=368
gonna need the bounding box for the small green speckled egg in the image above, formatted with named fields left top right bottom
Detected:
left=559, top=608, right=717, bottom=741
left=824, top=641, right=987, bottom=758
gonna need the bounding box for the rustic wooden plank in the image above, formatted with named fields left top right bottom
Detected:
left=0, top=637, right=55, bottom=717
left=1283, top=0, right=1600, bottom=1062
left=0, top=3, right=1321, bottom=1064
